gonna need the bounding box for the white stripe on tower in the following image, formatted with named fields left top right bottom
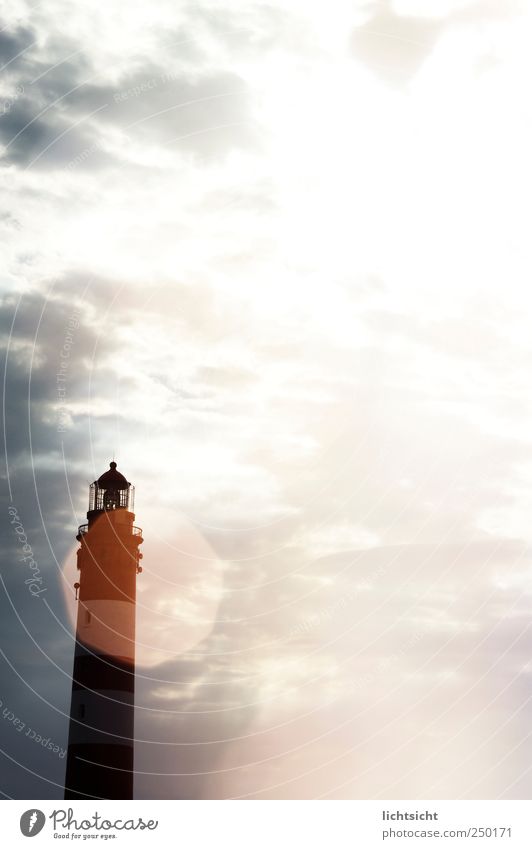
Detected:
left=76, top=600, right=136, bottom=660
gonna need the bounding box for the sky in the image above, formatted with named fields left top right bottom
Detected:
left=1, top=0, right=532, bottom=799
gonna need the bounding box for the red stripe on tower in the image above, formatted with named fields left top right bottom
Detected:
left=64, top=461, right=143, bottom=800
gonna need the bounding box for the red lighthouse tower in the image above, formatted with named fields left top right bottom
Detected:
left=64, top=461, right=143, bottom=799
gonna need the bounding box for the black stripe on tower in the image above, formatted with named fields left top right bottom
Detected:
left=71, top=654, right=135, bottom=693
left=64, top=744, right=133, bottom=800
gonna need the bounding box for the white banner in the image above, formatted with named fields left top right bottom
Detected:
left=3, top=801, right=532, bottom=848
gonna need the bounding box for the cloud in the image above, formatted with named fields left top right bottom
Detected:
left=0, top=12, right=261, bottom=170
left=126, top=538, right=532, bottom=799
left=350, top=0, right=527, bottom=87
left=351, top=5, right=444, bottom=86
left=0, top=25, right=34, bottom=66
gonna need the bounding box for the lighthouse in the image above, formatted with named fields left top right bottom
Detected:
left=64, top=461, right=143, bottom=800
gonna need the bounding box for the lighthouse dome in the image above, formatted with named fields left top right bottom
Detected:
left=97, top=461, right=129, bottom=490
left=86, top=461, right=135, bottom=514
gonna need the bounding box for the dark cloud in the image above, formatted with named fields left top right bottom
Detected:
left=0, top=467, right=77, bottom=798
left=0, top=98, right=110, bottom=168
left=0, top=286, right=119, bottom=463
left=1, top=25, right=259, bottom=169
left=135, top=641, right=259, bottom=799
left=0, top=26, right=35, bottom=66
left=0, top=34, right=109, bottom=168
